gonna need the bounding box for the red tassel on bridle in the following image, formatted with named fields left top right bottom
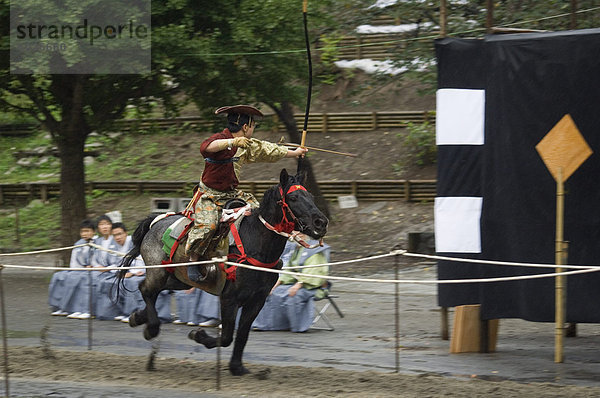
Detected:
left=273, top=185, right=306, bottom=233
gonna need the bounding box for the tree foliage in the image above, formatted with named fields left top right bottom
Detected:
left=0, top=0, right=166, bottom=251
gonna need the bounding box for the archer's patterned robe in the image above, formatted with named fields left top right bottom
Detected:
left=185, top=130, right=288, bottom=255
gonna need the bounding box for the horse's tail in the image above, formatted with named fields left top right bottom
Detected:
left=114, top=214, right=156, bottom=298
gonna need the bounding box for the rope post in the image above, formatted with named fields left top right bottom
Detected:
left=0, top=265, right=10, bottom=397
left=216, top=319, right=222, bottom=391
left=215, top=260, right=222, bottom=391
left=394, top=253, right=400, bottom=373
left=88, top=270, right=93, bottom=351
left=15, top=207, right=20, bottom=246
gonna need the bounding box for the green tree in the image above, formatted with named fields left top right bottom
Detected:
left=0, top=0, right=168, bottom=255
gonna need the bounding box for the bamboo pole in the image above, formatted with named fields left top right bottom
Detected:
left=394, top=253, right=400, bottom=373
left=570, top=0, right=578, bottom=29
left=555, top=167, right=566, bottom=363
left=486, top=0, right=494, bottom=34
left=440, top=0, right=447, bottom=37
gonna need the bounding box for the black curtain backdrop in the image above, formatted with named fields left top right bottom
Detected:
left=436, top=29, right=600, bottom=322
left=481, top=29, right=600, bottom=322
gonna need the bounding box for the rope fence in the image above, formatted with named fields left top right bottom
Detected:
left=2, top=243, right=600, bottom=283
left=2, top=242, right=599, bottom=395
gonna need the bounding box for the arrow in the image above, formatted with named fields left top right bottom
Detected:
left=279, top=137, right=358, bottom=157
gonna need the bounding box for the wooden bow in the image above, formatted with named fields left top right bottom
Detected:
left=301, top=0, right=311, bottom=150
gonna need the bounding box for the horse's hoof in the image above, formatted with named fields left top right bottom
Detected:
left=129, top=311, right=142, bottom=327
left=229, top=364, right=250, bottom=376
left=143, top=325, right=160, bottom=341
left=188, top=328, right=209, bottom=343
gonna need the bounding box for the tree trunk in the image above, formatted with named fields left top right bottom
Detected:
left=271, top=101, right=330, bottom=219
left=58, top=135, right=87, bottom=256
left=55, top=76, right=88, bottom=264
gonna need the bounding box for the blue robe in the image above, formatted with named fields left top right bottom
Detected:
left=174, top=288, right=220, bottom=324
left=60, top=236, right=114, bottom=315
left=48, top=237, right=95, bottom=312
left=252, top=241, right=330, bottom=332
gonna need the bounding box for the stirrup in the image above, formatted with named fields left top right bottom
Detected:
left=187, top=263, right=219, bottom=284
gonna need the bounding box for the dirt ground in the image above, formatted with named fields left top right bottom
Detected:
left=3, top=262, right=600, bottom=397
left=6, top=347, right=600, bottom=398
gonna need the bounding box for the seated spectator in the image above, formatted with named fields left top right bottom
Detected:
left=173, top=287, right=220, bottom=327
left=63, top=214, right=114, bottom=319
left=48, top=219, right=97, bottom=316
left=94, top=222, right=134, bottom=320
left=252, top=236, right=330, bottom=332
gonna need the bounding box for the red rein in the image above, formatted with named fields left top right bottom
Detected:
left=225, top=184, right=307, bottom=280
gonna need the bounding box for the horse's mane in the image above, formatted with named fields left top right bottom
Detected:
left=257, top=184, right=282, bottom=222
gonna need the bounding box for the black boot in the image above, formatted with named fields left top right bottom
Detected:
left=187, top=253, right=206, bottom=283
left=187, top=264, right=206, bottom=283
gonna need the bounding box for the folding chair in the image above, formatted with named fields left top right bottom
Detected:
left=310, top=281, right=344, bottom=331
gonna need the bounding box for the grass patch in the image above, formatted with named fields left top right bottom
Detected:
left=0, top=191, right=188, bottom=251
left=0, top=200, right=60, bottom=250
left=0, top=130, right=57, bottom=183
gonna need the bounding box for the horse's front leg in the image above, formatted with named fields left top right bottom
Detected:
left=228, top=298, right=267, bottom=376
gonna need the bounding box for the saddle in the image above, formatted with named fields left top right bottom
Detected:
left=158, top=199, right=251, bottom=295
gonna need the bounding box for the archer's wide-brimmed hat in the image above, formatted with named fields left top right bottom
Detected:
left=214, top=105, right=264, bottom=117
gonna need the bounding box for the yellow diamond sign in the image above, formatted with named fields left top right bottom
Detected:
left=536, top=114, right=592, bottom=182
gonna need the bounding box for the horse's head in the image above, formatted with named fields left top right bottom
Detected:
left=274, top=168, right=328, bottom=239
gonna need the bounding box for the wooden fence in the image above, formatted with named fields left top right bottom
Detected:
left=0, top=123, right=39, bottom=136
left=327, top=33, right=407, bottom=60
left=115, top=110, right=434, bottom=134
left=1, top=110, right=434, bottom=137
left=0, top=180, right=436, bottom=204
